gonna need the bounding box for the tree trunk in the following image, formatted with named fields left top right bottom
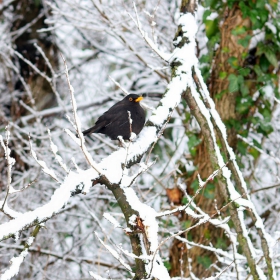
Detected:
left=0, top=0, right=58, bottom=190
left=169, top=3, right=253, bottom=278
left=10, top=0, right=58, bottom=118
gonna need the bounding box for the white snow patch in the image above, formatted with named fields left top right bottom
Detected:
left=0, top=249, right=28, bottom=280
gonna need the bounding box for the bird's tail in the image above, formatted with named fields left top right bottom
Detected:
left=82, top=127, right=96, bottom=136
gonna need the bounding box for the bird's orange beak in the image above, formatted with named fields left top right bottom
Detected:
left=135, top=96, right=143, bottom=102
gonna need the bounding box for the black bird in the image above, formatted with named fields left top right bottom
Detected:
left=82, top=94, right=145, bottom=140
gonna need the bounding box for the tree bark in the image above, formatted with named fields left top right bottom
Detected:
left=10, top=0, right=58, bottom=118
left=169, top=2, right=253, bottom=278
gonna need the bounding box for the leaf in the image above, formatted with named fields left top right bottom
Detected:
left=264, top=49, right=278, bottom=68
left=257, top=120, right=274, bottom=136
left=237, top=75, right=249, bottom=96
left=256, top=0, right=266, bottom=8
left=204, top=19, right=219, bottom=39
left=269, top=0, right=278, bottom=10
left=204, top=183, right=215, bottom=199
left=204, top=229, right=211, bottom=239
left=248, top=147, right=260, bottom=160
left=166, top=188, right=182, bottom=204
left=231, top=26, right=246, bottom=36
left=237, top=140, right=248, bottom=156
left=228, top=74, right=239, bottom=93
left=238, top=35, right=251, bottom=48
left=182, top=197, right=188, bottom=205
left=215, top=89, right=227, bottom=100
left=182, top=220, right=192, bottom=229
left=187, top=134, right=201, bottom=156
left=197, top=256, right=212, bottom=269
left=238, top=68, right=250, bottom=76
left=216, top=237, right=228, bottom=250
left=228, top=57, right=239, bottom=69
left=236, top=96, right=252, bottom=113
left=222, top=47, right=230, bottom=54
left=164, top=261, right=172, bottom=271
left=203, top=10, right=212, bottom=21
left=240, top=84, right=249, bottom=96
left=190, top=180, right=199, bottom=192
left=219, top=71, right=227, bottom=79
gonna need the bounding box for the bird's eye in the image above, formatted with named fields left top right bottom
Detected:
left=129, top=97, right=133, bottom=101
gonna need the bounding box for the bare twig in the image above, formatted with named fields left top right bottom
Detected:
left=129, top=2, right=171, bottom=62
left=0, top=128, right=15, bottom=211
left=148, top=191, right=247, bottom=278
left=61, top=53, right=103, bottom=175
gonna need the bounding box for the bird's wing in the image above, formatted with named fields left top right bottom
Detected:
left=82, top=120, right=108, bottom=135
left=82, top=101, right=130, bottom=136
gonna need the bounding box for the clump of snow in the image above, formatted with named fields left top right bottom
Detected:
left=1, top=249, right=28, bottom=280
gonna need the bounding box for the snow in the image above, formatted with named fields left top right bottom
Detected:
left=129, top=214, right=137, bottom=226
left=0, top=200, right=22, bottom=218
left=94, top=232, right=133, bottom=273
left=169, top=9, right=274, bottom=279
left=30, top=143, right=59, bottom=182
left=89, top=271, right=110, bottom=280
left=1, top=1, right=277, bottom=279
left=0, top=169, right=93, bottom=241
left=103, top=213, right=121, bottom=228
left=0, top=249, right=28, bottom=280
left=119, top=184, right=170, bottom=278
left=265, top=22, right=277, bottom=34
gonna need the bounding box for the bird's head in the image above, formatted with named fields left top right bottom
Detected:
left=125, top=94, right=143, bottom=103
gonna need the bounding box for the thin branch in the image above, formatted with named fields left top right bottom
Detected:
left=61, top=53, right=103, bottom=175
left=0, top=129, right=15, bottom=212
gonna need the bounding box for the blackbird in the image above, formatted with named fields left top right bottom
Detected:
left=82, top=94, right=145, bottom=140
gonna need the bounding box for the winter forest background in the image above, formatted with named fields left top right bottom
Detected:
left=1, top=0, right=280, bottom=279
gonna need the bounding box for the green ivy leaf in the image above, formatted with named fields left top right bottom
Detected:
left=269, top=0, right=278, bottom=10
left=182, top=220, right=192, bottom=229
left=197, top=256, right=212, bottom=269
left=219, top=71, right=227, bottom=79
left=222, top=47, right=230, bottom=54
left=236, top=96, right=252, bottom=113
left=248, top=147, right=260, bottom=160
left=238, top=68, right=250, bottom=76
left=216, top=237, right=228, bottom=250
left=240, top=84, right=249, bottom=96
left=205, top=0, right=219, bottom=8
left=228, top=57, right=239, bottom=69
left=237, top=140, right=248, bottom=156
left=257, top=121, right=273, bottom=136
left=190, top=180, right=199, bottom=192
left=231, top=26, right=246, bottom=35
left=182, top=197, right=188, bottom=205
left=187, top=134, right=201, bottom=156
left=256, top=0, right=266, bottom=9
left=238, top=35, right=251, bottom=48
left=204, top=19, right=219, bottom=39
left=204, top=183, right=215, bottom=199
left=228, top=74, right=239, bottom=93
left=215, top=90, right=227, bottom=100
left=203, top=10, right=212, bottom=21
left=264, top=49, right=278, bottom=68
left=164, top=261, right=172, bottom=271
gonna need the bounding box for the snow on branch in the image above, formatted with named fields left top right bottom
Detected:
left=0, top=249, right=29, bottom=280
left=1, top=225, right=39, bottom=280
left=0, top=129, right=16, bottom=217
left=0, top=168, right=94, bottom=241
left=29, top=137, right=59, bottom=182
left=172, top=6, right=275, bottom=280
left=94, top=232, right=133, bottom=274
left=128, top=2, right=171, bottom=62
